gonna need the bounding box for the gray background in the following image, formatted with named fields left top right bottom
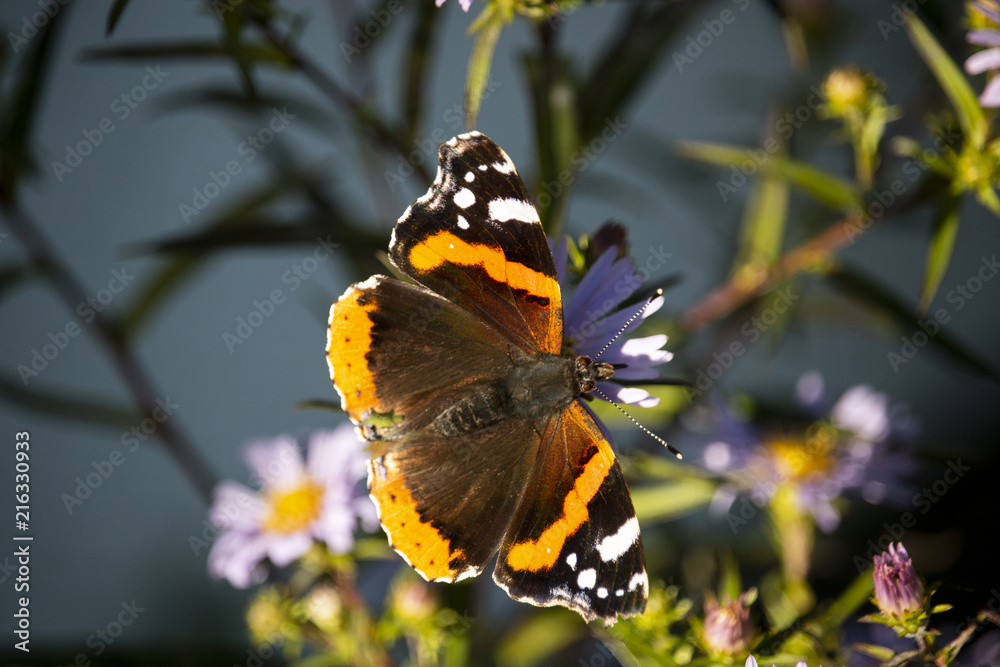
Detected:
left=1, top=0, right=998, bottom=658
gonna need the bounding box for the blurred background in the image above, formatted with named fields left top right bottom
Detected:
left=1, top=0, right=998, bottom=664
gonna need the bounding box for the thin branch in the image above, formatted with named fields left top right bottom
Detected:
left=1, top=202, right=219, bottom=502
left=681, top=213, right=864, bottom=333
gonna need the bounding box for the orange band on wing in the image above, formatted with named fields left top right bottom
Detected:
left=369, top=456, right=465, bottom=581
left=505, top=407, right=615, bottom=572
left=408, top=231, right=559, bottom=303
left=326, top=281, right=383, bottom=423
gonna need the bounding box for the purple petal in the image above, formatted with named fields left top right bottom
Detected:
left=459, top=0, right=473, bottom=11
left=745, top=656, right=759, bottom=667
left=265, top=532, right=313, bottom=566
left=209, top=481, right=265, bottom=531
left=981, top=75, right=1000, bottom=107
left=974, top=2, right=1000, bottom=24
left=795, top=370, right=824, bottom=407
left=435, top=0, right=446, bottom=6
left=564, top=248, right=626, bottom=337
left=831, top=385, right=889, bottom=442
left=306, top=423, right=368, bottom=487
left=597, top=380, right=659, bottom=407
left=969, top=29, right=1000, bottom=48
left=208, top=531, right=269, bottom=589
left=966, top=48, right=1000, bottom=74
left=244, top=435, right=304, bottom=491
left=575, top=296, right=665, bottom=359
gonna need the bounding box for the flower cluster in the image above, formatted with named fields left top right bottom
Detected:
left=966, top=1, right=1000, bottom=107
left=206, top=424, right=376, bottom=588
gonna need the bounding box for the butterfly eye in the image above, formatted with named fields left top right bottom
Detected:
left=582, top=380, right=596, bottom=393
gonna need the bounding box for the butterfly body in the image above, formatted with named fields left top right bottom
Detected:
left=327, top=132, right=648, bottom=624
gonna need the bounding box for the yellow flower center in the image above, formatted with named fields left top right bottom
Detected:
left=262, top=479, right=325, bottom=534
left=765, top=426, right=837, bottom=481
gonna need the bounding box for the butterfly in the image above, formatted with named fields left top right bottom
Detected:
left=326, top=131, right=647, bottom=624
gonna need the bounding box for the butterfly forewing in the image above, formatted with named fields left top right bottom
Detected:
left=389, top=132, right=563, bottom=355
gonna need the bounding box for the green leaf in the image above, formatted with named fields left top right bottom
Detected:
left=919, top=195, right=961, bottom=313
left=734, top=154, right=791, bottom=276
left=808, top=568, right=874, bottom=635
left=83, top=41, right=293, bottom=66
left=905, top=16, right=988, bottom=150
left=630, top=479, right=716, bottom=523
left=496, top=613, right=584, bottom=667
left=678, top=141, right=864, bottom=213
left=106, top=0, right=132, bottom=35
left=0, top=374, right=136, bottom=429
left=0, top=8, right=65, bottom=205
left=464, top=13, right=503, bottom=129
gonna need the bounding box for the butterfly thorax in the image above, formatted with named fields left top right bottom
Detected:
left=431, top=353, right=614, bottom=437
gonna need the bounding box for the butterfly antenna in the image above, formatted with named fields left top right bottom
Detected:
left=595, top=387, right=682, bottom=459
left=593, top=289, right=663, bottom=361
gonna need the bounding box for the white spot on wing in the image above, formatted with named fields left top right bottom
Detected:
left=566, top=553, right=577, bottom=571
left=488, top=198, right=539, bottom=224
left=597, top=517, right=640, bottom=562
left=477, top=164, right=488, bottom=171
left=577, top=568, right=597, bottom=590
left=492, top=160, right=515, bottom=174
left=457, top=215, right=469, bottom=230
left=597, top=587, right=608, bottom=599
left=615, top=589, right=624, bottom=597
left=464, top=171, right=475, bottom=183
left=628, top=571, right=647, bottom=592
left=454, top=188, right=475, bottom=209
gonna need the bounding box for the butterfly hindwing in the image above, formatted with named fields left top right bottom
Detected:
left=493, top=400, right=647, bottom=624
left=389, top=131, right=563, bottom=355
left=327, top=275, right=515, bottom=438
left=368, top=420, right=539, bottom=583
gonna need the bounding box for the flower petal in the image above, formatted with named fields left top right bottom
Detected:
left=966, top=48, right=1000, bottom=74
left=208, top=531, right=269, bottom=589
left=307, top=423, right=368, bottom=487
left=981, top=75, right=1000, bottom=107
left=210, top=481, right=265, bottom=531
left=244, top=435, right=304, bottom=491
left=265, top=532, right=313, bottom=567
left=598, top=380, right=660, bottom=407
left=969, top=29, right=1000, bottom=48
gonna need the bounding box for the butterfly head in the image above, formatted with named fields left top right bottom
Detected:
left=573, top=356, right=615, bottom=395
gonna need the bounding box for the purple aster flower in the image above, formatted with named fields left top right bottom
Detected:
left=745, top=656, right=807, bottom=667
left=967, top=2, right=1000, bottom=107
left=698, top=376, right=914, bottom=532
left=873, top=543, right=925, bottom=623
left=701, top=592, right=756, bottom=657
left=555, top=239, right=673, bottom=408
left=435, top=0, right=473, bottom=11
left=207, top=423, right=377, bottom=588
